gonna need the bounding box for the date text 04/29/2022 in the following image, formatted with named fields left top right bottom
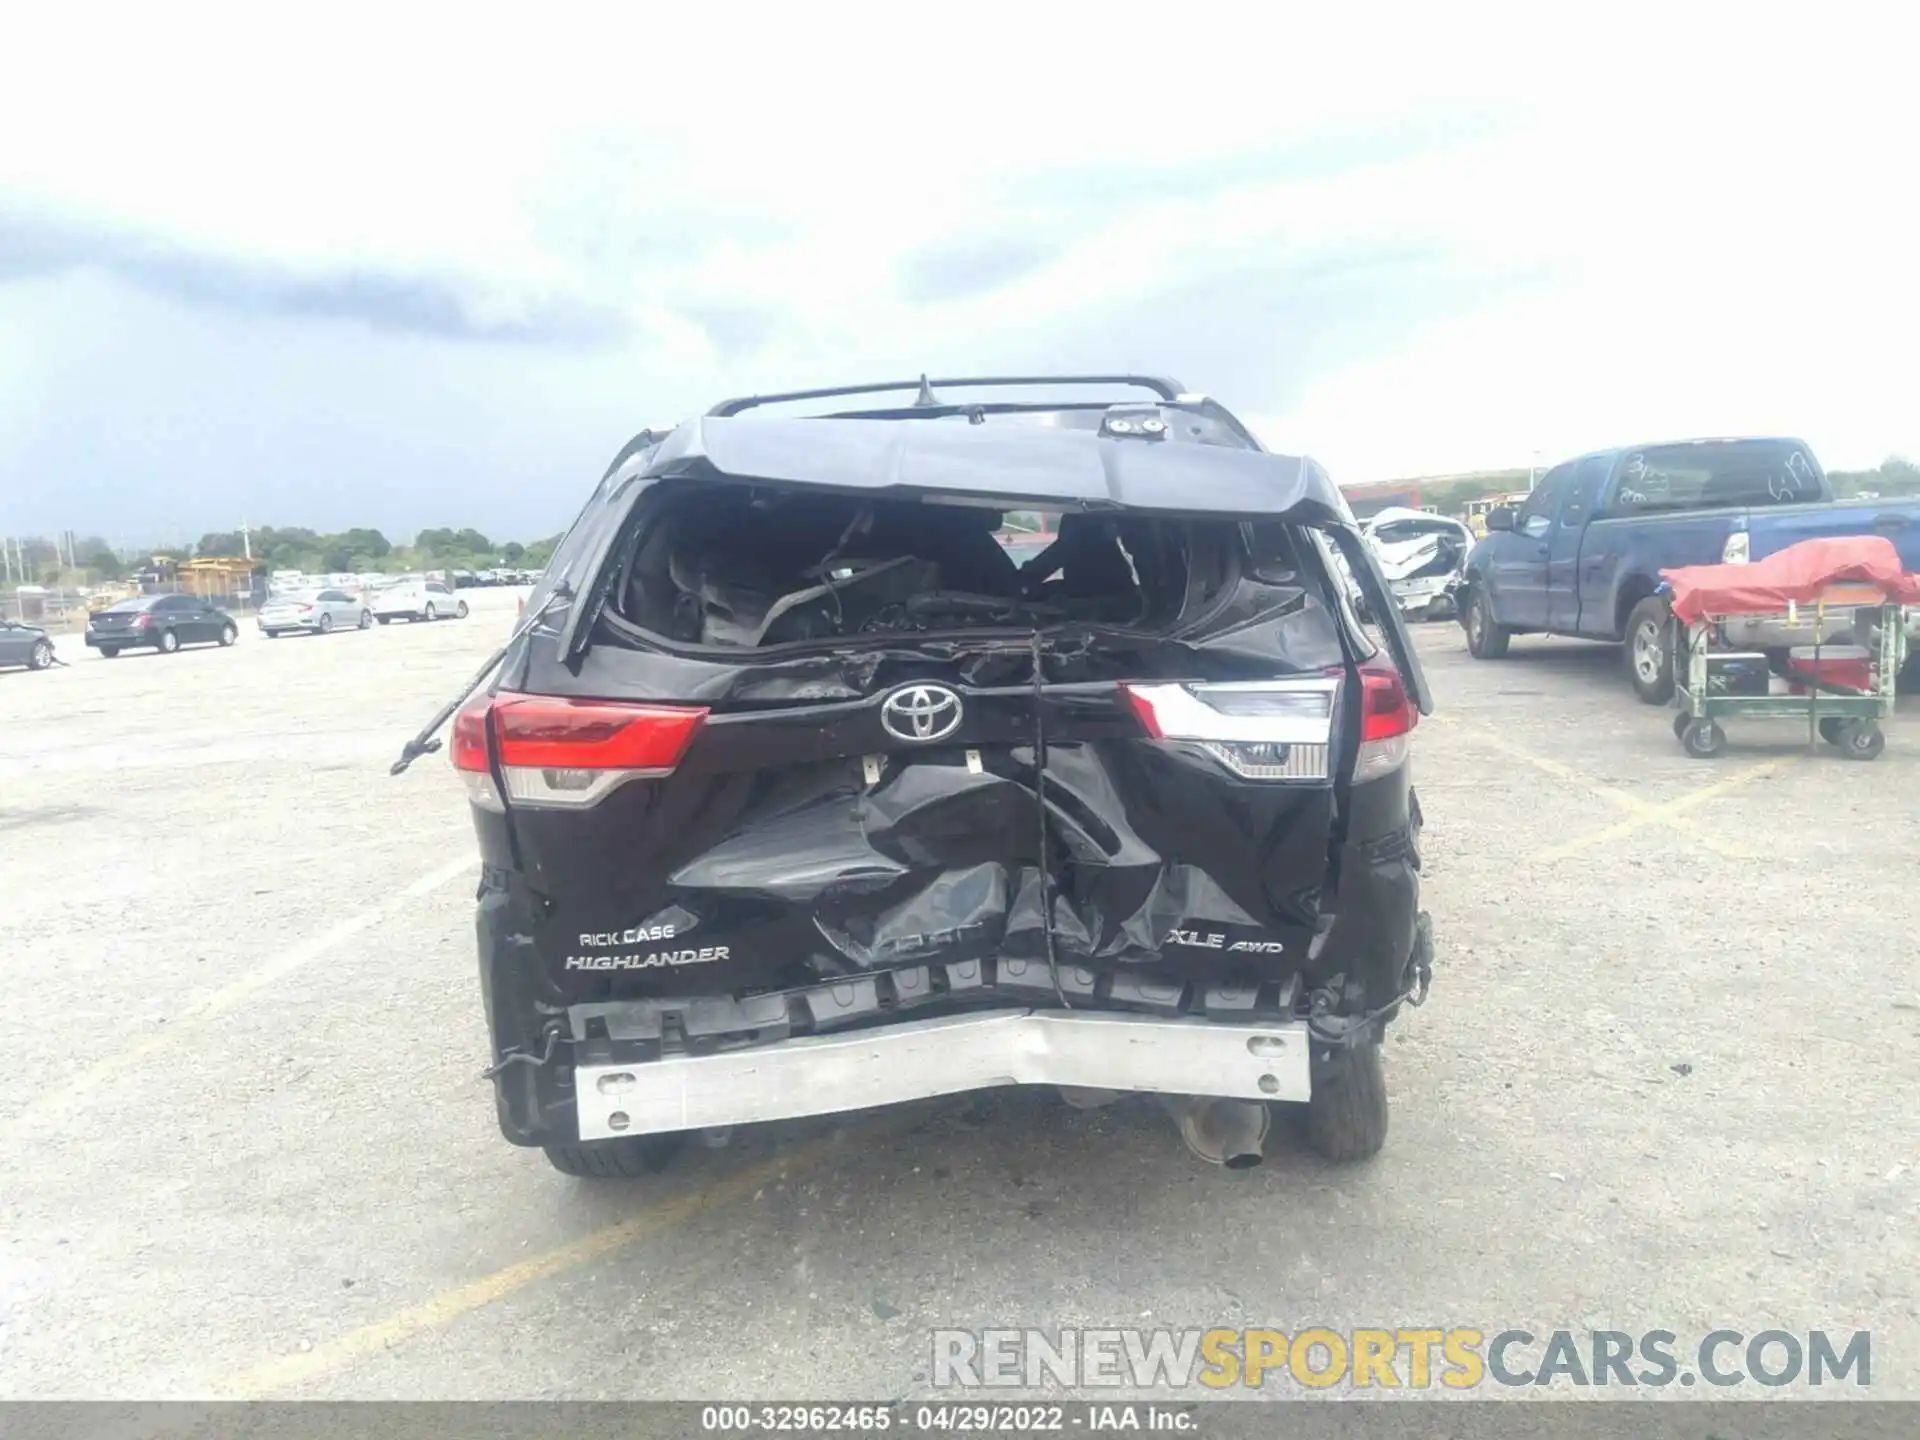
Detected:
left=700, top=1404, right=1194, bottom=1433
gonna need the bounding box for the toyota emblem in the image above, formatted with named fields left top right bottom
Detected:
left=881, top=684, right=963, bottom=743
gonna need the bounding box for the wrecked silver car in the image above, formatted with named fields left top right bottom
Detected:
left=1361, top=508, right=1476, bottom=622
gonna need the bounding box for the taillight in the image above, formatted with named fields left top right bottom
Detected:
left=1121, top=679, right=1339, bottom=781
left=449, top=694, right=708, bottom=810
left=1354, top=654, right=1417, bottom=782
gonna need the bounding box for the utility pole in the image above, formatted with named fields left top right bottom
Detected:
left=241, top=521, right=252, bottom=561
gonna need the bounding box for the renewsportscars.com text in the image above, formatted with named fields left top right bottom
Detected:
left=931, top=1327, right=1870, bottom=1391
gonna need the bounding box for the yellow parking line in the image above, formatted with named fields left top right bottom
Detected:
left=0, top=856, right=478, bottom=1141
left=1430, top=714, right=1788, bottom=861
left=1535, top=759, right=1786, bottom=861
left=211, top=1134, right=855, bottom=1398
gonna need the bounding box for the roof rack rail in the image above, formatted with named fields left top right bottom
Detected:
left=707, top=373, right=1187, bottom=418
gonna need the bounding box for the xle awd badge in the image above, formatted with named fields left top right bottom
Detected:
left=881, top=684, right=963, bottom=743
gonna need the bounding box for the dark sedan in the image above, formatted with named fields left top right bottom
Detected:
left=0, top=619, right=56, bottom=671
left=84, top=595, right=239, bottom=657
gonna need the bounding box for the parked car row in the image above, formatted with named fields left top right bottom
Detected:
left=0, top=618, right=57, bottom=671
left=451, top=568, right=539, bottom=588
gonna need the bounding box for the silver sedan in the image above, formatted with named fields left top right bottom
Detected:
left=257, top=588, right=371, bottom=638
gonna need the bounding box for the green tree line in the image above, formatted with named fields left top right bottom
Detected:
left=1, top=527, right=563, bottom=587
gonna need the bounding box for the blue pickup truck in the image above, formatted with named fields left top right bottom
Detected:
left=1455, top=437, right=1920, bottom=702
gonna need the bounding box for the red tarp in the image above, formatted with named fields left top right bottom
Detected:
left=1662, top=535, right=1920, bottom=623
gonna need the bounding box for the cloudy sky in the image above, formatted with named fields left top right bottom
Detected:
left=2, top=4, right=1911, bottom=548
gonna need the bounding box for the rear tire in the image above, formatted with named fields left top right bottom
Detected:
left=376, top=616, right=392, bottom=625
left=218, top=623, right=237, bottom=646
left=423, top=605, right=437, bottom=622
left=317, top=613, right=333, bottom=635
left=99, top=646, right=120, bottom=658
left=455, top=600, right=469, bottom=619
left=157, top=630, right=180, bottom=654
left=29, top=640, right=53, bottom=670
left=358, top=610, right=372, bottom=630
left=1626, top=597, right=1675, bottom=705
left=1302, top=1043, right=1389, bottom=1163
left=542, top=1132, right=686, bottom=1179
left=1463, top=589, right=1510, bottom=659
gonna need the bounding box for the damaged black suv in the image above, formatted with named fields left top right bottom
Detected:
left=419, top=375, right=1435, bottom=1177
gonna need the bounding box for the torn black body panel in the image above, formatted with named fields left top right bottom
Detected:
left=507, top=681, right=1339, bottom=1001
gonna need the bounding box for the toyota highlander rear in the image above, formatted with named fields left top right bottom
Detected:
left=409, top=376, right=1436, bottom=1177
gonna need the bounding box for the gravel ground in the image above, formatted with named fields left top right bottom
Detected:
left=2, top=592, right=1915, bottom=1403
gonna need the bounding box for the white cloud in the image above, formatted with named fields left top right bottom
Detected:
left=1, top=3, right=1912, bottom=538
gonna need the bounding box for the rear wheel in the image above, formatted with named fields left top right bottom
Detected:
left=1301, top=1043, right=1389, bottom=1163
left=1626, top=597, right=1675, bottom=705
left=29, top=640, right=53, bottom=670
left=358, top=610, right=372, bottom=629
left=157, top=630, right=180, bottom=654
left=376, top=616, right=392, bottom=625
left=1463, top=589, right=1510, bottom=659
left=317, top=613, right=333, bottom=635
left=265, top=629, right=282, bottom=639
left=99, top=645, right=121, bottom=658
left=543, top=1132, right=686, bottom=1179
left=218, top=623, right=237, bottom=646
left=455, top=600, right=470, bottom=619
left=423, top=604, right=438, bottom=622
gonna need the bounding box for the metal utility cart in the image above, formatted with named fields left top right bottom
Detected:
left=1662, top=536, right=1918, bottom=762
left=1670, top=588, right=1903, bottom=760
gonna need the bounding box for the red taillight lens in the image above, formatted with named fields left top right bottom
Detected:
left=1354, top=654, right=1416, bottom=783
left=493, top=697, right=708, bottom=771
left=1358, top=655, right=1417, bottom=741
left=450, top=695, right=492, bottom=773
left=450, top=695, right=709, bottom=810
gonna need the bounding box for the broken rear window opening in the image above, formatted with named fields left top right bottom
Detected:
left=598, top=483, right=1335, bottom=654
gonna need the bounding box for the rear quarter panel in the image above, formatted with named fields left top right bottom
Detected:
left=1575, top=510, right=1743, bottom=639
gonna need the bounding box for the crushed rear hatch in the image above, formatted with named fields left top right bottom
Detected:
left=460, top=415, right=1428, bottom=1017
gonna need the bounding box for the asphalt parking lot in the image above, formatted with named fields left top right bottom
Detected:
left=3, top=591, right=1916, bottom=1402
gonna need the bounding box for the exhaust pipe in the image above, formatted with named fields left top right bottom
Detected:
left=1158, top=1094, right=1269, bottom=1169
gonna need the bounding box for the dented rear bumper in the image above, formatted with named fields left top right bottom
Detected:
left=571, top=1009, right=1313, bottom=1140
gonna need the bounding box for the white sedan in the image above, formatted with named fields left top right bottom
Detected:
left=371, top=579, right=469, bottom=624
left=258, top=587, right=371, bottom=637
